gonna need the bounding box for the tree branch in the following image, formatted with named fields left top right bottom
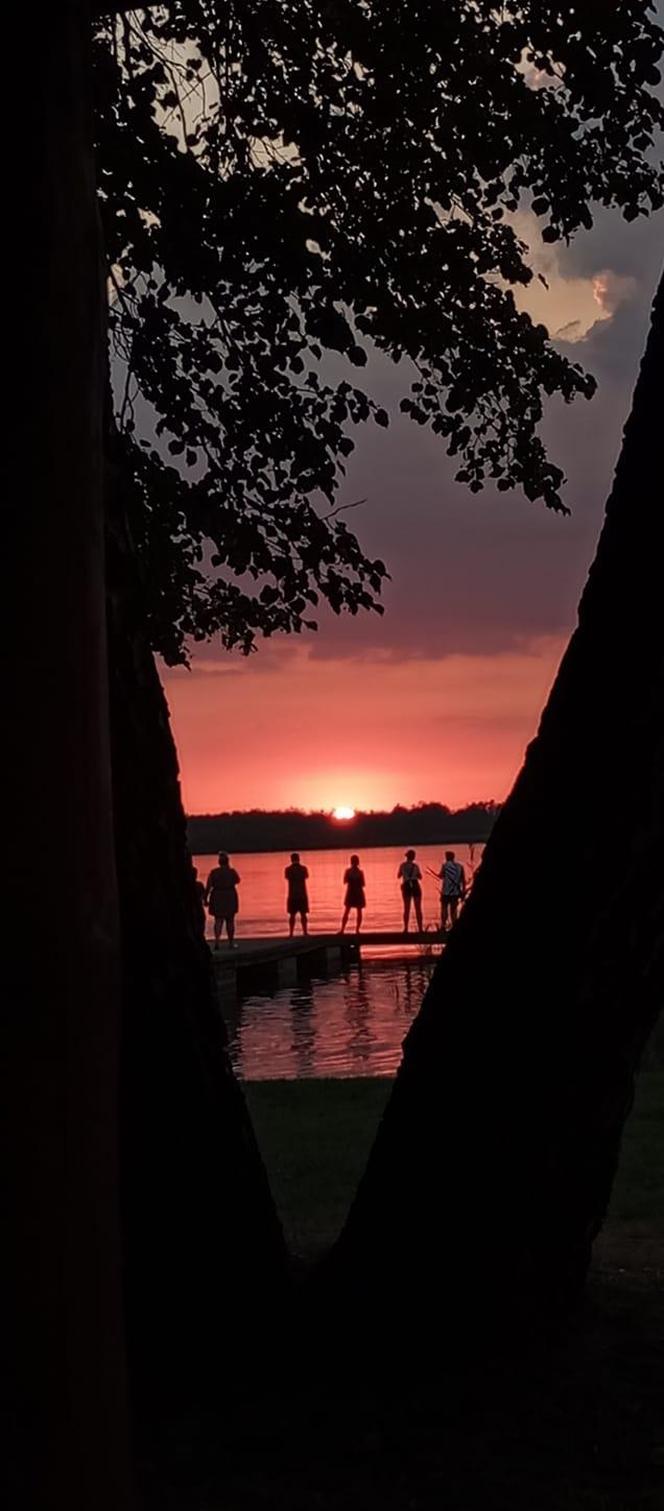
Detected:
left=321, top=497, right=368, bottom=521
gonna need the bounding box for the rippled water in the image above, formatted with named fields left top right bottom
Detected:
left=195, top=844, right=480, bottom=1080
left=218, top=957, right=435, bottom=1080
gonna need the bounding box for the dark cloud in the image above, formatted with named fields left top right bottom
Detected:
left=299, top=213, right=664, bottom=663
left=187, top=209, right=662, bottom=673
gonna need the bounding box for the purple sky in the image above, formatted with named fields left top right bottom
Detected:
left=163, top=204, right=663, bottom=814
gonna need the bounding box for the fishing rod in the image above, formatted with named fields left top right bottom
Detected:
left=425, top=862, right=475, bottom=901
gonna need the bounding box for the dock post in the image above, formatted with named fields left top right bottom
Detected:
left=338, top=938, right=360, bottom=966
left=277, top=956, right=298, bottom=987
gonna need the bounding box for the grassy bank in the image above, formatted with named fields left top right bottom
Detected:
left=245, top=1076, right=391, bottom=1260
left=245, top=1070, right=664, bottom=1269
left=144, top=1067, right=663, bottom=1511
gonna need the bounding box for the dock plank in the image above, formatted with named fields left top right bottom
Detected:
left=209, top=931, right=444, bottom=968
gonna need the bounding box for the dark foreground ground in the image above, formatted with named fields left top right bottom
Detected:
left=142, top=1060, right=663, bottom=1511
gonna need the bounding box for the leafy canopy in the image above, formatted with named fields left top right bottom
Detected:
left=93, top=1, right=664, bottom=663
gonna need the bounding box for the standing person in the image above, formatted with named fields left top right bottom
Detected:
left=439, top=849, right=466, bottom=931
left=341, top=854, right=366, bottom=934
left=192, top=864, right=206, bottom=928
left=205, top=851, right=241, bottom=949
left=398, top=849, right=423, bottom=933
left=285, top=852, right=310, bottom=936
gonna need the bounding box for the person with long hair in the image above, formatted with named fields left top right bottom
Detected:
left=341, top=854, right=366, bottom=934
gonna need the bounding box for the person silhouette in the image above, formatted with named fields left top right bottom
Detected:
left=340, top=854, right=366, bottom=934
left=439, top=849, right=466, bottom=931
left=205, top=851, right=241, bottom=949
left=192, top=864, right=206, bottom=927
left=285, top=852, right=310, bottom=936
left=398, top=848, right=423, bottom=933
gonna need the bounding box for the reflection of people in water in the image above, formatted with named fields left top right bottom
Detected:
left=340, top=854, right=366, bottom=934
left=398, top=849, right=423, bottom=933
left=205, top=851, right=240, bottom=949
left=439, top=849, right=466, bottom=932
left=394, top=960, right=429, bottom=1017
left=289, top=985, right=317, bottom=1078
left=285, top=852, right=309, bottom=936
left=345, top=963, right=372, bottom=1066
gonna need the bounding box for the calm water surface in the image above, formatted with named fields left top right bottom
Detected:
left=194, top=843, right=483, bottom=1079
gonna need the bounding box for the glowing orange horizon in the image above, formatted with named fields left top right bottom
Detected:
left=158, top=640, right=562, bottom=821
left=160, top=638, right=564, bottom=817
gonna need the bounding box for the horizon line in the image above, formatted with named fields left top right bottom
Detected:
left=187, top=799, right=501, bottom=819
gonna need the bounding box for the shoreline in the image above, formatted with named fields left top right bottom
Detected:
left=190, top=832, right=492, bottom=856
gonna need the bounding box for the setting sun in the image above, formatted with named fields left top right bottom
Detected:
left=331, top=805, right=356, bottom=821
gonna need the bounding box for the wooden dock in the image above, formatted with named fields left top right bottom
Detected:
left=210, top=931, right=444, bottom=993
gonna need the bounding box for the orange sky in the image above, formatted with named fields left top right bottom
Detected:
left=162, top=637, right=565, bottom=813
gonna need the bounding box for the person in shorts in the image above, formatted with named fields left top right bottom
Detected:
left=285, top=852, right=310, bottom=936
left=397, top=849, right=423, bottom=933
left=439, top=850, right=466, bottom=931
left=205, top=852, right=241, bottom=948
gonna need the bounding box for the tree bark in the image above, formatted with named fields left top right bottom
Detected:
left=329, top=269, right=664, bottom=1333
left=2, top=5, right=132, bottom=1506
left=104, top=440, right=288, bottom=1408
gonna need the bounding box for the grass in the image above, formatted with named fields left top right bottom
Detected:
left=605, top=1072, right=664, bottom=1222
left=244, top=1076, right=391, bottom=1261
left=245, top=1070, right=664, bottom=1269
left=144, top=1065, right=664, bottom=1511
left=593, top=1069, right=664, bottom=1285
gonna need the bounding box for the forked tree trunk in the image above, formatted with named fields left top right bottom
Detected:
left=3, top=6, right=132, bottom=1506
left=330, top=270, right=664, bottom=1333
left=105, top=441, right=288, bottom=1407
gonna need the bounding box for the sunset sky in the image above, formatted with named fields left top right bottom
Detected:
left=161, top=208, right=663, bottom=815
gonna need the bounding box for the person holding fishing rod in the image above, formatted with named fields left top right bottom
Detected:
left=437, top=850, right=467, bottom=932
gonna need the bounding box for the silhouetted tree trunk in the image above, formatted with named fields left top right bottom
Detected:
left=3, top=6, right=132, bottom=1506
left=330, top=269, right=664, bottom=1334
left=105, top=438, right=288, bottom=1407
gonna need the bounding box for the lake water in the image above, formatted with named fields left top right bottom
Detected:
left=194, top=843, right=483, bottom=1079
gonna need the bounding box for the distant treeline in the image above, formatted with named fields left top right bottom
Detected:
left=188, top=802, right=501, bottom=856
